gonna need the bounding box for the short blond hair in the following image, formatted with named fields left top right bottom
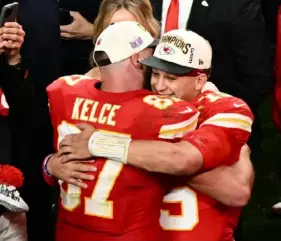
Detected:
left=93, top=0, right=160, bottom=40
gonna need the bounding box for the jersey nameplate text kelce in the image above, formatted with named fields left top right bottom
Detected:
left=71, top=98, right=121, bottom=126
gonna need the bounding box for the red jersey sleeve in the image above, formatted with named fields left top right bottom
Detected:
left=141, top=95, right=200, bottom=140
left=184, top=91, right=254, bottom=170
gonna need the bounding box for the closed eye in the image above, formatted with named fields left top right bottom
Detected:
left=166, top=76, right=177, bottom=81
left=152, top=72, right=160, bottom=77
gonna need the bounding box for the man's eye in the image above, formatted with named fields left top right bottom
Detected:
left=167, top=76, right=176, bottom=81
left=152, top=72, right=159, bottom=76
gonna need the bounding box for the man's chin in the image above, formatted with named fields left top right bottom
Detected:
left=156, top=93, right=177, bottom=98
left=163, top=94, right=177, bottom=98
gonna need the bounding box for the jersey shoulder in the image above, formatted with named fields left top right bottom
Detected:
left=195, top=91, right=253, bottom=119
left=47, top=75, right=98, bottom=118
left=47, top=75, right=97, bottom=93
left=134, top=94, right=199, bottom=139
left=195, top=90, right=254, bottom=132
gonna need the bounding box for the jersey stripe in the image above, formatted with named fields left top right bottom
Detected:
left=159, top=113, right=199, bottom=139
left=200, top=113, right=253, bottom=132
left=64, top=75, right=90, bottom=86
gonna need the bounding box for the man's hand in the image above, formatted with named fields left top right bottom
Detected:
left=231, top=144, right=251, bottom=169
left=238, top=144, right=251, bottom=161
left=58, top=123, right=97, bottom=163
left=60, top=11, right=93, bottom=40
left=47, top=153, right=97, bottom=189
left=0, top=22, right=25, bottom=65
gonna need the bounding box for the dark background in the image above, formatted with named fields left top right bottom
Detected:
left=240, top=98, right=281, bottom=241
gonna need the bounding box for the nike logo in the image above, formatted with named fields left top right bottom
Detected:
left=179, top=106, right=193, bottom=113
left=234, top=103, right=246, bottom=108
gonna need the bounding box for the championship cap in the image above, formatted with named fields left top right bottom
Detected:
left=141, top=29, right=212, bottom=75
left=93, top=21, right=158, bottom=67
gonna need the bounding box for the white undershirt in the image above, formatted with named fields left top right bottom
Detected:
left=161, top=0, right=194, bottom=36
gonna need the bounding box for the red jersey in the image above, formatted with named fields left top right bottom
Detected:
left=160, top=90, right=254, bottom=241
left=46, top=75, right=199, bottom=241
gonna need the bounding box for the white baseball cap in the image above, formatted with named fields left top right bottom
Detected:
left=93, top=21, right=158, bottom=67
left=141, top=29, right=212, bottom=75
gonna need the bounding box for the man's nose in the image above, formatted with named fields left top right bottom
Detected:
left=154, top=77, right=167, bottom=93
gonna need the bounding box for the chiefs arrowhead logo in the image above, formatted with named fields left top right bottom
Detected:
left=159, top=45, right=175, bottom=55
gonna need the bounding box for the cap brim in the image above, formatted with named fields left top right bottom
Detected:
left=141, top=56, right=194, bottom=75
left=93, top=51, right=112, bottom=67
left=148, top=39, right=159, bottom=48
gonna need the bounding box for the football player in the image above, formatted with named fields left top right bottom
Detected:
left=43, top=22, right=201, bottom=241
left=57, top=29, right=254, bottom=241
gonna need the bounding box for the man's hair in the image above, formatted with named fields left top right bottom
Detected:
left=204, top=68, right=212, bottom=79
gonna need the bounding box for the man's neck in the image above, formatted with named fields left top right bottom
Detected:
left=100, top=72, right=143, bottom=93
left=100, top=81, right=142, bottom=93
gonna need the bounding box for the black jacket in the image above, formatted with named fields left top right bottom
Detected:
left=262, top=0, right=279, bottom=45
left=151, top=0, right=274, bottom=111
left=59, top=0, right=102, bottom=75
left=0, top=56, right=33, bottom=165
left=1, top=1, right=61, bottom=240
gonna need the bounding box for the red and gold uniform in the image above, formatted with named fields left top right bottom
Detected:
left=45, top=75, right=199, bottom=241
left=161, top=90, right=254, bottom=241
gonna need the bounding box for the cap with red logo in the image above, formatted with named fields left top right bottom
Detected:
left=141, top=29, right=212, bottom=75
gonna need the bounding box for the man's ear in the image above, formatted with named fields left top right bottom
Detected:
left=130, top=53, right=143, bottom=70
left=194, top=73, right=207, bottom=91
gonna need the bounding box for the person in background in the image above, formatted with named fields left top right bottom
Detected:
left=0, top=21, right=31, bottom=165
left=0, top=21, right=30, bottom=241
left=59, top=0, right=102, bottom=75
left=85, top=0, right=160, bottom=79
left=11, top=0, right=61, bottom=240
